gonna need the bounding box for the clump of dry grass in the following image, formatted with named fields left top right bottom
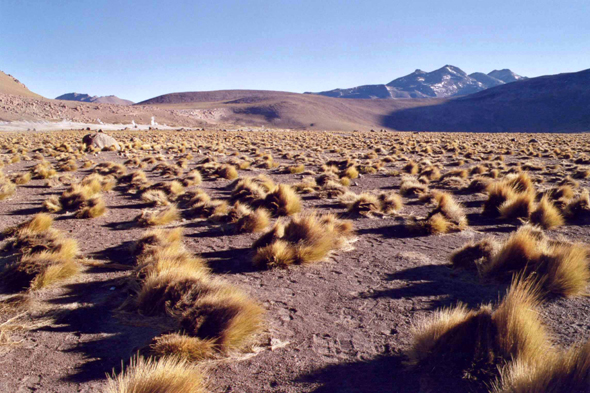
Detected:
left=344, top=192, right=403, bottom=217
left=42, top=195, right=62, bottom=213
left=499, top=192, right=536, bottom=220
left=493, top=339, right=590, bottom=393
left=400, top=176, right=429, bottom=197
left=12, top=172, right=31, bottom=185
left=186, top=198, right=229, bottom=219
left=2, top=213, right=53, bottom=238
left=484, top=182, right=518, bottom=217
left=136, top=205, right=180, bottom=227
left=216, top=164, right=239, bottom=180
left=147, top=181, right=185, bottom=201
left=59, top=183, right=100, bottom=210
left=263, top=184, right=302, bottom=216
left=182, top=170, right=202, bottom=187
left=252, top=212, right=354, bottom=269
left=225, top=203, right=271, bottom=233
left=450, top=238, right=499, bottom=272
left=408, top=280, right=551, bottom=392
left=452, top=225, right=590, bottom=297
left=231, top=177, right=268, bottom=204
left=31, top=161, right=57, bottom=179
left=128, top=227, right=263, bottom=357
left=287, top=164, right=305, bottom=174
left=0, top=178, right=16, bottom=200
left=406, top=192, right=467, bottom=235
left=150, top=334, right=217, bottom=362
left=106, top=356, right=206, bottom=393
left=564, top=190, right=590, bottom=221
left=133, top=228, right=184, bottom=257
left=529, top=196, right=564, bottom=229
left=0, top=216, right=79, bottom=292
left=293, top=177, right=318, bottom=194
left=484, top=173, right=536, bottom=217
left=178, top=289, right=264, bottom=350
left=141, top=189, right=170, bottom=207
left=75, top=195, right=107, bottom=219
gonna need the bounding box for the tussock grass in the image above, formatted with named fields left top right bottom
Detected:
left=408, top=280, right=551, bottom=392
left=530, top=196, right=564, bottom=229
left=227, top=204, right=271, bottom=233
left=182, top=170, right=202, bottom=187
left=179, top=289, right=264, bottom=350
left=293, top=177, right=318, bottom=194
left=494, top=339, right=590, bottom=393
left=75, top=195, right=107, bottom=219
left=186, top=199, right=229, bottom=219
left=106, top=356, right=206, bottom=393
left=406, top=192, right=467, bottom=235
left=564, top=190, right=590, bottom=220
left=263, top=184, right=302, bottom=216
left=499, top=192, right=536, bottom=220
left=400, top=176, right=429, bottom=197
left=141, top=189, right=170, bottom=207
left=43, top=195, right=62, bottom=213
left=450, top=238, right=499, bottom=271
left=2, top=213, right=53, bottom=237
left=345, top=192, right=403, bottom=217
left=484, top=182, right=518, bottom=216
left=0, top=179, right=16, bottom=200
left=136, top=205, right=180, bottom=227
left=12, top=172, right=31, bottom=185
left=453, top=225, right=590, bottom=297
left=151, top=334, right=217, bottom=362
left=252, top=212, right=354, bottom=269
left=130, top=228, right=263, bottom=356
left=0, top=252, right=73, bottom=292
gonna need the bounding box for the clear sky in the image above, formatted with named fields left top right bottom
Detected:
left=1, top=0, right=589, bottom=102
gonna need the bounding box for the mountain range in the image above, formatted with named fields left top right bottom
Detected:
left=307, top=65, right=526, bottom=99
left=55, top=93, right=134, bottom=105
left=1, top=66, right=589, bottom=133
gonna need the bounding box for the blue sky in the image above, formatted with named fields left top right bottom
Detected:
left=1, top=0, right=589, bottom=102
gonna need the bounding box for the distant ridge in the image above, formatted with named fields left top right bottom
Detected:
left=308, top=65, right=527, bottom=99
left=55, top=92, right=134, bottom=105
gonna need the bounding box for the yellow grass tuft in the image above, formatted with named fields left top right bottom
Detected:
left=106, top=356, right=206, bottom=393
left=252, top=212, right=354, bottom=269
left=136, top=205, right=180, bottom=227
left=408, top=280, right=551, bottom=392
left=75, top=195, right=107, bottom=219
left=263, top=184, right=302, bottom=216
left=530, top=196, right=564, bottom=229
left=150, top=333, right=217, bottom=361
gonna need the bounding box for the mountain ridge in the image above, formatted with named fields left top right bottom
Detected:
left=308, top=65, right=527, bottom=99
left=55, top=92, right=134, bottom=105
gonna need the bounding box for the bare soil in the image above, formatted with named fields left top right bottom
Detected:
left=0, top=130, right=589, bottom=393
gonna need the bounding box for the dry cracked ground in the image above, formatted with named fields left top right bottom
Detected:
left=0, top=130, right=589, bottom=393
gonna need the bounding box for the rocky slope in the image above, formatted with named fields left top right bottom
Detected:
left=0, top=71, right=44, bottom=99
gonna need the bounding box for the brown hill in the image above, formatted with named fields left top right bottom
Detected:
left=381, top=68, right=590, bottom=132
left=138, top=90, right=433, bottom=130
left=0, top=71, right=44, bottom=99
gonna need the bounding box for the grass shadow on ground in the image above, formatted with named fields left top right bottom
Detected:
left=200, top=247, right=257, bottom=274
left=366, top=264, right=504, bottom=310
left=41, top=277, right=161, bottom=383
left=298, top=352, right=420, bottom=393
